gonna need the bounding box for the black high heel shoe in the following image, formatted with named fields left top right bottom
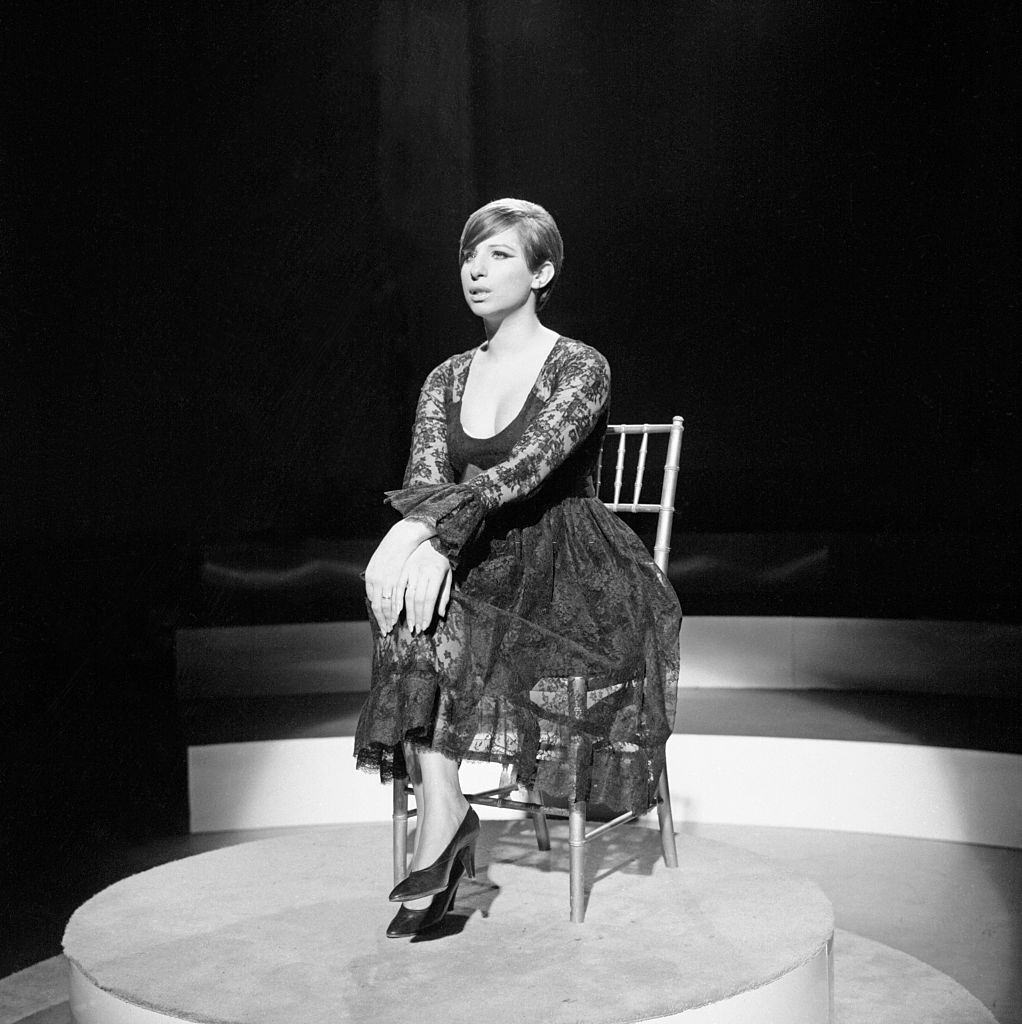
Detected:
left=386, top=859, right=465, bottom=938
left=388, top=806, right=479, bottom=903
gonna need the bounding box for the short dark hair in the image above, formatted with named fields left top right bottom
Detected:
left=459, top=198, right=564, bottom=311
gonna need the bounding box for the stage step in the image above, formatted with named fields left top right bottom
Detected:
left=187, top=733, right=1022, bottom=848
left=177, top=616, right=1022, bottom=849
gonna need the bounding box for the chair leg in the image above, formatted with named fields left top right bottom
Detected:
left=656, top=768, right=679, bottom=869
left=392, top=773, right=410, bottom=886
left=565, top=676, right=589, bottom=922
left=530, top=792, right=551, bottom=851
left=569, top=799, right=587, bottom=923
left=502, top=761, right=551, bottom=853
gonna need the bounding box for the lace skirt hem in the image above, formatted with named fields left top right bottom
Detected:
left=354, top=733, right=667, bottom=817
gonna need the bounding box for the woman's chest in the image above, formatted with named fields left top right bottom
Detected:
left=457, top=354, right=549, bottom=438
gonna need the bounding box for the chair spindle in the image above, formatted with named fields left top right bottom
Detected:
left=612, top=431, right=626, bottom=506
left=631, top=427, right=649, bottom=511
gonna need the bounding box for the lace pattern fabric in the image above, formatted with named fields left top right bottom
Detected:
left=354, top=337, right=682, bottom=814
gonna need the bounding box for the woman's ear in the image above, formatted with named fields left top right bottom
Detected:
left=532, top=261, right=555, bottom=291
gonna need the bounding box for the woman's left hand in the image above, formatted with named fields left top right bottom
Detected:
left=364, top=519, right=433, bottom=633
left=401, top=541, right=452, bottom=634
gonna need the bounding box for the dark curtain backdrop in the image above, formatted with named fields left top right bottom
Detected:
left=4, top=0, right=1017, bottom=545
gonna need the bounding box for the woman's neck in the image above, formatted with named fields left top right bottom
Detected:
left=481, top=305, right=555, bottom=356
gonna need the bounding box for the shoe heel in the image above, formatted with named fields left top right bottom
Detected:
left=460, top=841, right=476, bottom=880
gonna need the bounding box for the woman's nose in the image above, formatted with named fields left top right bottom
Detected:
left=468, top=256, right=486, bottom=278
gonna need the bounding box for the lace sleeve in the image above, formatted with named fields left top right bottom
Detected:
left=387, top=342, right=610, bottom=564
left=402, top=360, right=454, bottom=487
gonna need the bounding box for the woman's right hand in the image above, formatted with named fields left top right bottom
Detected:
left=400, top=541, right=453, bottom=634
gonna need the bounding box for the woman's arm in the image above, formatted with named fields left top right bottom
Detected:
left=402, top=360, right=455, bottom=487
left=365, top=358, right=457, bottom=632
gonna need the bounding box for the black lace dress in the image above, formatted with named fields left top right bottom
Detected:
left=354, top=336, right=682, bottom=814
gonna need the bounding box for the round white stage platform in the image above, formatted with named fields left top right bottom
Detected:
left=64, top=822, right=834, bottom=1024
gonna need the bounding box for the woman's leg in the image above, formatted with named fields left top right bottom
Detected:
left=402, top=742, right=470, bottom=909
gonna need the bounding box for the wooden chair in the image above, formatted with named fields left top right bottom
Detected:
left=393, top=416, right=685, bottom=923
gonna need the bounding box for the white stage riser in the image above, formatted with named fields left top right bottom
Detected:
left=188, top=734, right=1022, bottom=848
left=69, top=943, right=833, bottom=1024
left=176, top=616, right=1022, bottom=697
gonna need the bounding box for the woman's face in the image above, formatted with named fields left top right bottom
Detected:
left=460, top=227, right=551, bottom=321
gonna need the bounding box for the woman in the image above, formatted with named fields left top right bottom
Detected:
left=356, top=198, right=681, bottom=937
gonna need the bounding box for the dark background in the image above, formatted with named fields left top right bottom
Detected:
left=4, top=2, right=1018, bottom=543
left=0, top=0, right=1018, bottom=949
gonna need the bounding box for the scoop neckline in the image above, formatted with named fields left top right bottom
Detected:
left=457, top=335, right=564, bottom=441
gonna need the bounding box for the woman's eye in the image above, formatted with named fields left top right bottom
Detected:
left=461, top=250, right=476, bottom=263
left=492, top=251, right=510, bottom=259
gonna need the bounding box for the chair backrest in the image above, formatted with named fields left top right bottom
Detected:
left=597, top=417, right=685, bottom=576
